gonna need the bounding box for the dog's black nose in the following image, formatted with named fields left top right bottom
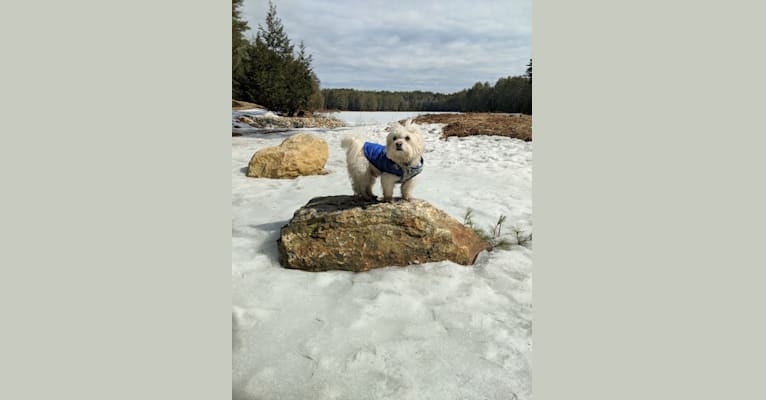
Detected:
left=395, top=142, right=403, bottom=149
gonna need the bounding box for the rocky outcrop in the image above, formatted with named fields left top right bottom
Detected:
left=242, top=115, right=346, bottom=129
left=277, top=196, right=491, bottom=272
left=247, top=134, right=329, bottom=179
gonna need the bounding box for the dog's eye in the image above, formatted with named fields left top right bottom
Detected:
left=405, top=136, right=410, bottom=141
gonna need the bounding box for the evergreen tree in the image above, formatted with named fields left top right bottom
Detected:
left=297, top=41, right=312, bottom=67
left=526, top=59, right=532, bottom=84
left=307, top=74, right=324, bottom=111
left=232, top=0, right=249, bottom=52
left=232, top=0, right=251, bottom=99
left=258, top=1, right=294, bottom=59
left=232, top=0, right=322, bottom=115
left=523, top=59, right=532, bottom=113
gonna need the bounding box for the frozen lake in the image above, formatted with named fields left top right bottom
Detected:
left=322, top=111, right=459, bottom=126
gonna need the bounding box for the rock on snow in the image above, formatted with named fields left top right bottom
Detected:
left=278, top=195, right=491, bottom=272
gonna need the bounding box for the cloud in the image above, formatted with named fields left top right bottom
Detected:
left=243, top=0, right=531, bottom=93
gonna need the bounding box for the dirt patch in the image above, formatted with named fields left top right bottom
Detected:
left=406, top=113, right=532, bottom=141
left=232, top=99, right=265, bottom=110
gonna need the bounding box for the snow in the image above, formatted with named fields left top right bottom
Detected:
left=232, top=111, right=532, bottom=400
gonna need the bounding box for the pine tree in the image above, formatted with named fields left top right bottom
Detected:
left=297, top=41, right=313, bottom=68
left=524, top=59, right=532, bottom=114
left=526, top=59, right=532, bottom=83
left=232, top=0, right=322, bottom=114
left=232, top=0, right=251, bottom=99
left=232, top=0, right=249, bottom=52
left=242, top=1, right=316, bottom=115
left=258, top=1, right=293, bottom=59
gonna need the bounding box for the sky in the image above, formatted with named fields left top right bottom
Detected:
left=242, top=0, right=531, bottom=94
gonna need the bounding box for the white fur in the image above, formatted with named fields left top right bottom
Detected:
left=341, top=120, right=425, bottom=202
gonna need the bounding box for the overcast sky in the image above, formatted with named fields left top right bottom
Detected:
left=242, top=0, right=531, bottom=93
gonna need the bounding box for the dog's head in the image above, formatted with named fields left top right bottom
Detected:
left=385, top=119, right=424, bottom=165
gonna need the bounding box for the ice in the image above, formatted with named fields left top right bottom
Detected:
left=321, top=111, right=459, bottom=126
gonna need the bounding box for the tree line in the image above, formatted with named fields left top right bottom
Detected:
left=322, top=62, right=531, bottom=114
left=232, top=0, right=323, bottom=115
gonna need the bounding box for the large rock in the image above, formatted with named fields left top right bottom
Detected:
left=247, top=134, right=328, bottom=179
left=277, top=196, right=491, bottom=272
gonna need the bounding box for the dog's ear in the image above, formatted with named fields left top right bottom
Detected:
left=403, top=120, right=421, bottom=136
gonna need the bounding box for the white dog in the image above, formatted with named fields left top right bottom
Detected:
left=341, top=120, right=425, bottom=202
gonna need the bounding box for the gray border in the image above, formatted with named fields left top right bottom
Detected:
left=0, top=2, right=230, bottom=399
left=535, top=1, right=765, bottom=399
left=4, top=1, right=765, bottom=399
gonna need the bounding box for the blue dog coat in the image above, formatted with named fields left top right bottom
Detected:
left=363, top=142, right=423, bottom=183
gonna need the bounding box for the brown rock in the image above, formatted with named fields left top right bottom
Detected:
left=247, top=134, right=329, bottom=179
left=238, top=116, right=255, bottom=124
left=277, top=196, right=491, bottom=272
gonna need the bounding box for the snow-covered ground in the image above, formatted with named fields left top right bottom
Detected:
left=232, top=112, right=532, bottom=400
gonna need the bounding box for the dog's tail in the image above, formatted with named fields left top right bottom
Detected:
left=340, top=135, right=355, bottom=150
left=341, top=135, right=363, bottom=153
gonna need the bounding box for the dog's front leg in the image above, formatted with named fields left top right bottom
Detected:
left=380, top=174, right=398, bottom=202
left=401, top=177, right=417, bottom=201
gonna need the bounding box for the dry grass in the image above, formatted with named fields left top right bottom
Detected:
left=406, top=113, right=532, bottom=141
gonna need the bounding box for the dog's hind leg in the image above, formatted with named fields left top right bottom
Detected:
left=350, top=171, right=376, bottom=200
left=361, top=166, right=380, bottom=200
left=363, top=174, right=376, bottom=199
left=350, top=179, right=366, bottom=197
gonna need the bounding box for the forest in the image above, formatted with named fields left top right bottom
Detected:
left=232, top=0, right=323, bottom=115
left=322, top=67, right=531, bottom=114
